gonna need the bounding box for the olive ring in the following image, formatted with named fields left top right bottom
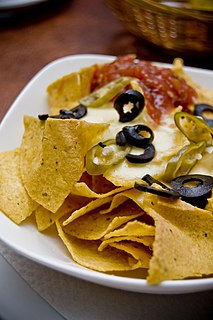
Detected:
left=194, top=104, right=213, bottom=128
left=114, top=90, right=145, bottom=123
left=171, top=174, right=213, bottom=208
left=38, top=104, right=87, bottom=120
left=126, top=143, right=155, bottom=163
left=123, top=124, right=154, bottom=148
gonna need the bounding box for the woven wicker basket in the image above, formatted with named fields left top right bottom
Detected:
left=107, top=0, right=213, bottom=54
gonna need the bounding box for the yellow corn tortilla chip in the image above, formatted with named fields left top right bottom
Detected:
left=72, top=172, right=115, bottom=196
left=100, top=188, right=145, bottom=214
left=35, top=194, right=90, bottom=231
left=20, top=116, right=108, bottom=212
left=172, top=58, right=213, bottom=106
left=109, top=242, right=151, bottom=268
left=99, top=236, right=154, bottom=252
left=56, top=221, right=142, bottom=272
left=79, top=66, right=96, bottom=97
left=47, top=66, right=95, bottom=115
left=62, top=196, right=114, bottom=226
left=90, top=175, right=117, bottom=194
left=206, top=193, right=213, bottom=212
left=63, top=200, right=142, bottom=240
left=71, top=181, right=129, bottom=199
left=0, top=148, right=38, bottom=224
left=104, top=220, right=155, bottom=239
left=143, top=193, right=213, bottom=284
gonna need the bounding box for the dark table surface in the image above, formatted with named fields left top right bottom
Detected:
left=0, top=0, right=213, bottom=122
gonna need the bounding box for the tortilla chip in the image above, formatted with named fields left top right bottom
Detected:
left=62, top=196, right=114, bottom=226
left=104, top=220, right=155, bottom=239
left=72, top=172, right=117, bottom=197
left=20, top=116, right=108, bottom=212
left=99, top=236, right=154, bottom=252
left=79, top=66, right=96, bottom=97
left=35, top=194, right=89, bottom=231
left=100, top=189, right=145, bottom=214
left=143, top=193, right=213, bottom=284
left=56, top=221, right=142, bottom=272
left=47, top=66, right=95, bottom=115
left=63, top=200, right=142, bottom=240
left=172, top=58, right=213, bottom=106
left=206, top=193, right=213, bottom=212
left=71, top=181, right=129, bottom=199
left=0, top=148, right=38, bottom=224
left=109, top=242, right=151, bottom=268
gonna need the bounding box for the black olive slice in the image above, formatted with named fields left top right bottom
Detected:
left=122, top=125, right=154, bottom=148
left=38, top=104, right=87, bottom=121
left=114, top=90, right=145, bottom=123
left=38, top=114, right=49, bottom=120
left=194, top=104, right=213, bottom=128
left=142, top=174, right=173, bottom=191
left=126, top=144, right=155, bottom=163
left=116, top=130, right=127, bottom=146
left=98, top=142, right=107, bottom=148
left=134, top=181, right=180, bottom=200
left=60, top=104, right=87, bottom=119
left=171, top=174, right=213, bottom=208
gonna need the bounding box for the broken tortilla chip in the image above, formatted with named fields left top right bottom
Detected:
left=0, top=148, right=38, bottom=224
left=143, top=193, right=213, bottom=284
left=71, top=181, right=129, bottom=199
left=104, top=220, right=155, bottom=239
left=99, top=236, right=154, bottom=252
left=20, top=116, right=108, bottom=212
left=35, top=194, right=90, bottom=231
left=109, top=242, right=151, bottom=268
left=62, top=196, right=114, bottom=226
left=47, top=65, right=95, bottom=115
left=63, top=200, right=142, bottom=240
left=56, top=221, right=142, bottom=272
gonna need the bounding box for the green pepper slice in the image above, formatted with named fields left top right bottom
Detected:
left=163, top=141, right=206, bottom=182
left=86, top=139, right=131, bottom=175
left=80, top=77, right=134, bottom=108
left=174, top=112, right=213, bottom=146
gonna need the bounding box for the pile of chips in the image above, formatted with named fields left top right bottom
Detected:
left=0, top=57, right=213, bottom=284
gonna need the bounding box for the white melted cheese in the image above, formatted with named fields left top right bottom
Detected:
left=104, top=124, right=185, bottom=186
left=190, top=146, right=213, bottom=176
left=83, top=105, right=191, bottom=186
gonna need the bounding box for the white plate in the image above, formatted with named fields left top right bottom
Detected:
left=0, top=54, right=213, bottom=294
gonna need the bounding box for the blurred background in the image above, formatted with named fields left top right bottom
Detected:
left=0, top=0, right=213, bottom=122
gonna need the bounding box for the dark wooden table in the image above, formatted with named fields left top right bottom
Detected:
left=0, top=0, right=212, bottom=122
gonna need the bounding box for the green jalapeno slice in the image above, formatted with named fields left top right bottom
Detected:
left=86, top=139, right=131, bottom=175
left=80, top=77, right=134, bottom=108
left=163, top=141, right=206, bottom=182
left=174, top=112, right=213, bottom=146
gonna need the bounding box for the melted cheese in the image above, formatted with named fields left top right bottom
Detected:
left=83, top=104, right=191, bottom=185
left=190, top=147, right=213, bottom=176
left=83, top=101, right=212, bottom=185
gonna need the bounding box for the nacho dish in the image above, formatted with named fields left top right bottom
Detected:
left=0, top=54, right=213, bottom=285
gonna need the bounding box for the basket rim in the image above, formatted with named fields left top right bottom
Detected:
left=107, top=0, right=213, bottom=21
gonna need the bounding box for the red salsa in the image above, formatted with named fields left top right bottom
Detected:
left=91, top=55, right=197, bottom=124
